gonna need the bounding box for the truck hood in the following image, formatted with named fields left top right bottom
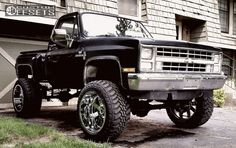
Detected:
left=138, top=38, right=221, bottom=51
left=85, top=37, right=220, bottom=51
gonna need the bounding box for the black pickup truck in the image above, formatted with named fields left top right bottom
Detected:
left=12, top=12, right=226, bottom=141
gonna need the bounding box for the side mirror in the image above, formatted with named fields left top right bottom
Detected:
left=54, top=29, right=67, bottom=40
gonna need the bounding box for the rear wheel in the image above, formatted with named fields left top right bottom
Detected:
left=12, top=78, right=42, bottom=118
left=166, top=91, right=213, bottom=128
left=77, top=80, right=130, bottom=141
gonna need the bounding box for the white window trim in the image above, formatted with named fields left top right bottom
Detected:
left=118, top=0, right=142, bottom=21
left=220, top=0, right=235, bottom=36
left=229, top=0, right=234, bottom=35
left=221, top=32, right=236, bottom=39
left=22, top=0, right=58, bottom=6
left=176, top=21, right=182, bottom=40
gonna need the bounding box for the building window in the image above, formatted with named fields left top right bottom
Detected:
left=175, top=15, right=206, bottom=42
left=118, top=0, right=140, bottom=18
left=176, top=20, right=191, bottom=41
left=60, top=0, right=66, bottom=7
left=233, top=0, right=236, bottom=35
left=222, top=56, right=232, bottom=76
left=219, top=0, right=229, bottom=33
left=219, top=0, right=236, bottom=35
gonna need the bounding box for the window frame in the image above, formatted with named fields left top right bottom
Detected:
left=220, top=0, right=236, bottom=37
left=176, top=21, right=183, bottom=40
left=232, top=0, right=236, bottom=35
left=117, top=0, right=142, bottom=20
left=56, top=17, right=79, bottom=38
left=219, top=0, right=229, bottom=33
left=80, top=12, right=153, bottom=38
left=50, top=13, right=80, bottom=49
left=60, top=0, right=66, bottom=7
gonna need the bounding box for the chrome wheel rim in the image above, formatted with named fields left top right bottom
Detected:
left=13, top=84, right=24, bottom=112
left=171, top=99, right=197, bottom=120
left=79, top=90, right=106, bottom=135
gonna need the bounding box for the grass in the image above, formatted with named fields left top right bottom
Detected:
left=0, top=116, right=54, bottom=144
left=0, top=116, right=109, bottom=148
left=16, top=136, right=107, bottom=148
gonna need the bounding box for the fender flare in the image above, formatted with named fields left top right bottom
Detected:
left=83, top=55, right=124, bottom=88
left=16, top=64, right=34, bottom=78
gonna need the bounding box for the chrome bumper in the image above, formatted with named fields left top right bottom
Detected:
left=128, top=73, right=227, bottom=91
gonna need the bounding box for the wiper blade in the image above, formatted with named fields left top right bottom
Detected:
left=96, top=34, right=116, bottom=37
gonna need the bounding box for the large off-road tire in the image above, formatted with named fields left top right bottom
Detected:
left=12, top=78, right=42, bottom=118
left=166, top=91, right=213, bottom=128
left=77, top=80, right=130, bottom=141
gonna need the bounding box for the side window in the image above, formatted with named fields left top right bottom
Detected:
left=52, top=16, right=79, bottom=48
left=58, top=18, right=78, bottom=38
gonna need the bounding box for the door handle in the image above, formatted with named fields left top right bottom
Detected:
left=75, top=50, right=86, bottom=60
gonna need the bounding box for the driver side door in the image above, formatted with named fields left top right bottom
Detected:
left=45, top=14, right=84, bottom=88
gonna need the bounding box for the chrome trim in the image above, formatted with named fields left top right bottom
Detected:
left=79, top=90, right=106, bottom=135
left=13, top=84, right=24, bottom=112
left=128, top=73, right=227, bottom=91
left=139, top=44, right=222, bottom=74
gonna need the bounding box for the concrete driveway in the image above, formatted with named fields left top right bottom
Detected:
left=0, top=106, right=236, bottom=148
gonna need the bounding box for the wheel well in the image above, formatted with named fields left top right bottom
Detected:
left=17, top=65, right=32, bottom=78
left=85, top=60, right=122, bottom=86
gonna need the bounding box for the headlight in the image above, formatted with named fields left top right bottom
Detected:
left=213, top=65, right=220, bottom=73
left=214, top=54, right=220, bottom=63
left=206, top=64, right=221, bottom=73
left=206, top=65, right=213, bottom=73
left=213, top=53, right=222, bottom=73
left=140, top=62, right=153, bottom=70
left=141, top=48, right=153, bottom=60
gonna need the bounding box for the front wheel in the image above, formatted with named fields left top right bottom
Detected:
left=166, top=91, right=213, bottom=128
left=77, top=80, right=130, bottom=141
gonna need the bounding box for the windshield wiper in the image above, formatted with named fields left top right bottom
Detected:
left=96, top=34, right=116, bottom=37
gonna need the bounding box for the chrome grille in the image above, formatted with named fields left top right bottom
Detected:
left=162, top=62, right=206, bottom=72
left=140, top=44, right=220, bottom=73
left=153, top=46, right=217, bottom=73
left=157, top=47, right=213, bottom=60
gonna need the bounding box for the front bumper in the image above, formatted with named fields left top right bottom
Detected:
left=128, top=73, right=227, bottom=91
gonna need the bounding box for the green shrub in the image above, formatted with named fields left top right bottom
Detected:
left=213, top=89, right=226, bottom=107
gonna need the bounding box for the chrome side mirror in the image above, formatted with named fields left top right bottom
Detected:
left=54, top=29, right=67, bottom=40
left=53, top=29, right=74, bottom=48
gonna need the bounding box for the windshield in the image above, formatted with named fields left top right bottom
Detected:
left=81, top=13, right=152, bottom=38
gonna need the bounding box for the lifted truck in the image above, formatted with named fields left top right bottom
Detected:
left=12, top=12, right=226, bottom=141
